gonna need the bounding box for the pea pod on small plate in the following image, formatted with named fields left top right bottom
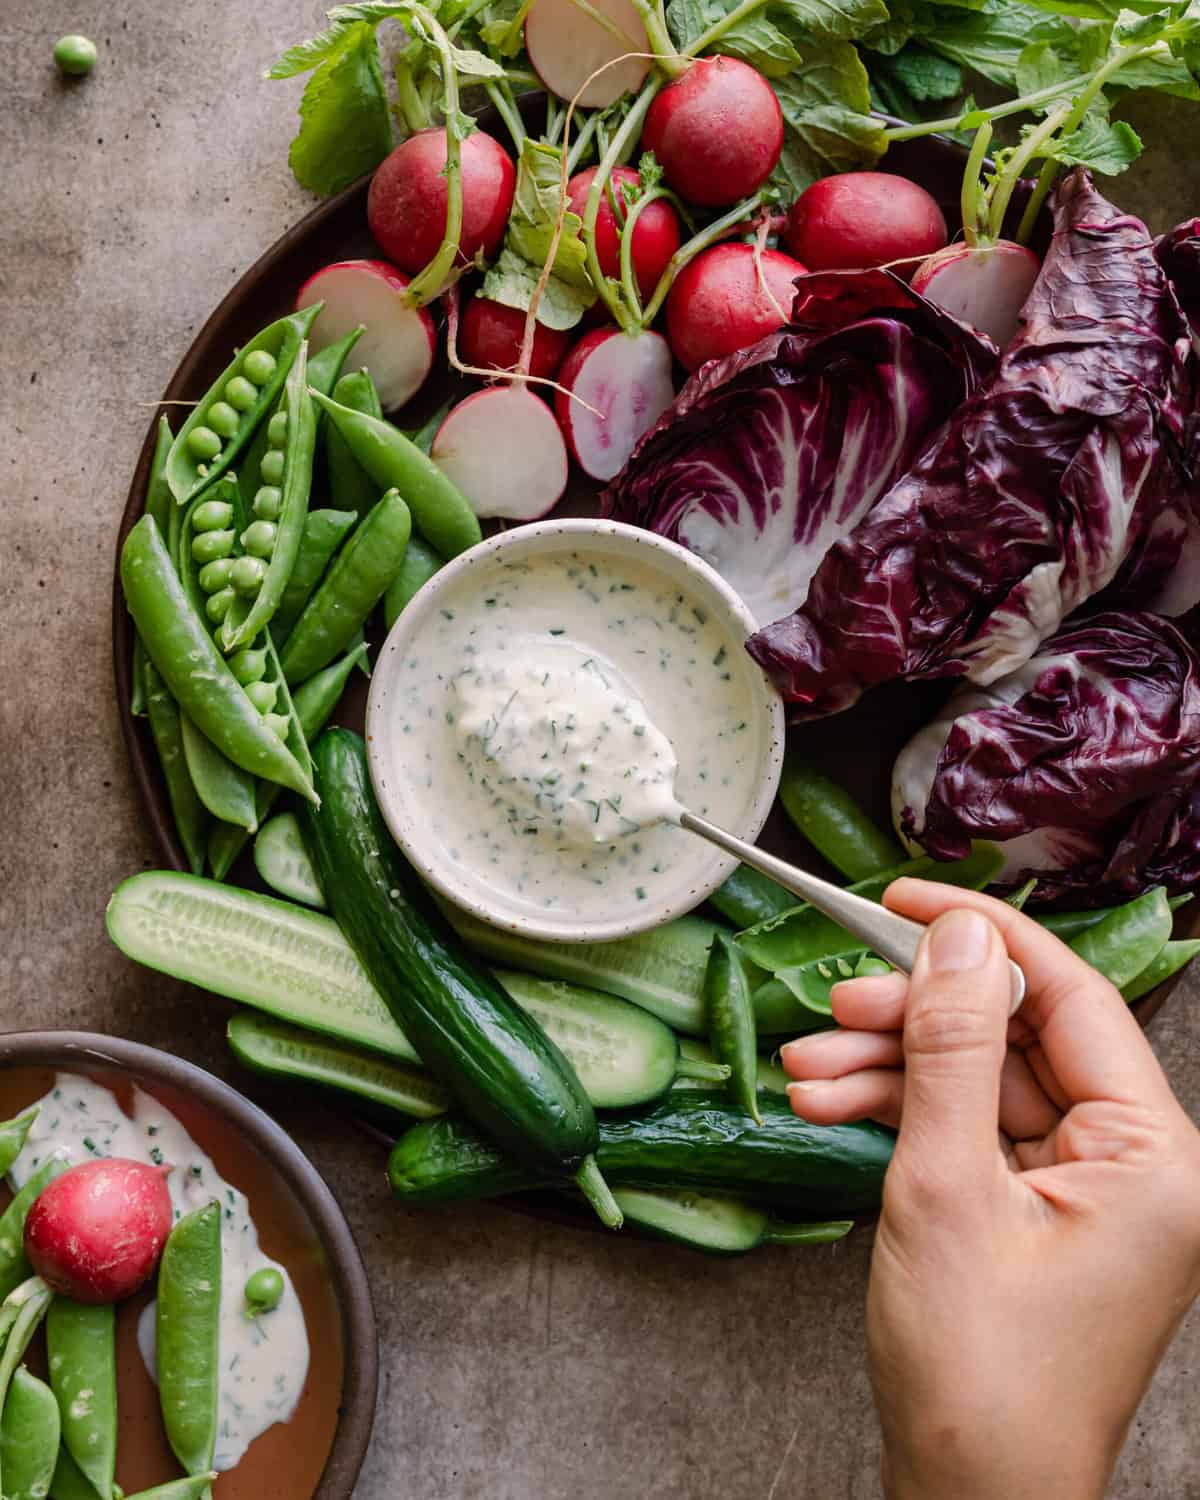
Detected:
left=47, top=1298, right=117, bottom=1500
left=157, top=1203, right=221, bottom=1497
left=0, top=1367, right=60, bottom=1500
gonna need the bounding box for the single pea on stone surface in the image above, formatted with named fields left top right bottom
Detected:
left=54, top=34, right=96, bottom=75
left=244, top=1267, right=285, bottom=1316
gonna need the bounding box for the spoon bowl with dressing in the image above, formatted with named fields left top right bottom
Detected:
left=367, top=519, right=786, bottom=943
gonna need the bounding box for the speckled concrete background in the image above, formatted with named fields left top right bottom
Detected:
left=3, top=5, right=1199, bottom=1496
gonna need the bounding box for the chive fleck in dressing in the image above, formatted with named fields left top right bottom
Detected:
left=388, top=547, right=762, bottom=917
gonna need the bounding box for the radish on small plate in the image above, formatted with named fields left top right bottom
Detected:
left=459, top=296, right=571, bottom=381
left=555, top=327, right=674, bottom=482
left=432, top=387, right=569, bottom=519
left=296, top=259, right=436, bottom=411
left=525, top=0, right=649, bottom=108
left=666, top=243, right=806, bottom=371
left=911, top=240, right=1041, bottom=348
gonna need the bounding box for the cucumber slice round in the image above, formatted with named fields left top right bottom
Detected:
left=254, top=812, right=326, bottom=908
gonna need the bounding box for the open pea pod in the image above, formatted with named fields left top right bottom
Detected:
left=0, top=1109, right=37, bottom=1179
left=166, top=305, right=320, bottom=506
left=1068, top=886, right=1173, bottom=990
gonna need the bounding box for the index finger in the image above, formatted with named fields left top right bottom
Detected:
left=884, top=879, right=1175, bottom=1110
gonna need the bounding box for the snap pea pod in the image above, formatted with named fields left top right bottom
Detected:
left=142, top=652, right=210, bottom=875
left=310, top=389, right=482, bottom=558
left=0, top=1279, right=55, bottom=1497
left=47, top=1299, right=116, bottom=1500
left=384, top=534, right=444, bottom=629
left=307, top=326, right=365, bottom=407
left=1068, top=886, right=1172, bottom=990
left=167, top=305, right=320, bottom=506
left=157, top=1204, right=220, bottom=1498
left=704, top=932, right=761, bottom=1124
left=778, top=758, right=905, bottom=882
left=752, top=955, right=886, bottom=1030
left=132, top=418, right=176, bottom=717
left=325, top=369, right=384, bottom=518
left=180, top=714, right=260, bottom=831
left=1037, top=892, right=1191, bottom=943
left=750, top=979, right=837, bottom=1035
left=280, top=490, right=412, bottom=685
left=0, top=1162, right=68, bottom=1302
left=0, top=1367, right=60, bottom=1500
left=0, top=1109, right=37, bottom=1178
left=132, top=635, right=149, bottom=718
left=1122, top=939, right=1200, bottom=1002
left=121, top=517, right=315, bottom=801
left=207, top=643, right=368, bottom=880
left=49, top=1445, right=102, bottom=1500
left=271, top=509, right=357, bottom=643
left=708, top=864, right=795, bottom=929
left=676, top=1038, right=790, bottom=1094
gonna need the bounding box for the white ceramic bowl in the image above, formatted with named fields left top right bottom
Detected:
left=366, top=520, right=785, bottom=942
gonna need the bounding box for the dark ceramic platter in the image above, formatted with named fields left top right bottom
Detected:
left=112, top=120, right=1184, bottom=1129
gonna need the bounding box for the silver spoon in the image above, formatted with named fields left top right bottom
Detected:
left=678, top=808, right=1026, bottom=1015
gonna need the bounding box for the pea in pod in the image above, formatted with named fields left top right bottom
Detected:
left=0, top=1367, right=60, bottom=1500
left=166, top=305, right=320, bottom=506
left=47, top=1298, right=117, bottom=1500
left=280, top=489, right=412, bottom=685
left=704, top=932, right=761, bottom=1125
left=157, top=1204, right=221, bottom=1496
left=142, top=650, right=211, bottom=874
left=0, top=1109, right=37, bottom=1178
left=0, top=1161, right=68, bottom=1302
left=271, top=508, right=358, bottom=643
left=121, top=516, right=316, bottom=802
left=1122, top=938, right=1200, bottom=1002
left=778, top=757, right=905, bottom=882
left=1068, top=886, right=1172, bottom=990
left=309, top=389, right=482, bottom=558
left=325, top=368, right=384, bottom=518
left=384, top=534, right=444, bottom=629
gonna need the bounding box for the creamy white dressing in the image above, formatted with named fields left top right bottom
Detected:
left=9, top=1076, right=309, bottom=1471
left=385, top=546, right=763, bottom=918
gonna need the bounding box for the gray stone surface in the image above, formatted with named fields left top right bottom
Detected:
left=3, top=5, right=1200, bottom=1497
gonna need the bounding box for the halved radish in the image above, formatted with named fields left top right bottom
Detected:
left=432, top=387, right=569, bottom=520
left=459, top=296, right=571, bottom=381
left=525, top=0, right=649, bottom=109
left=555, top=328, right=674, bottom=482
left=296, top=260, right=436, bottom=411
left=911, top=241, right=1041, bottom=348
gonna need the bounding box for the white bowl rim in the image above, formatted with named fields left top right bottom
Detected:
left=366, top=518, right=786, bottom=943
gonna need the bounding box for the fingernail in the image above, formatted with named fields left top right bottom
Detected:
left=787, top=1080, right=829, bottom=1095
left=926, top=909, right=992, bottom=974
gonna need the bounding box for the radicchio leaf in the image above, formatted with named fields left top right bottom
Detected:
left=600, top=271, right=996, bottom=627
left=749, top=171, right=1199, bottom=716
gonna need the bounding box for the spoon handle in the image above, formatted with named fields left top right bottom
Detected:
left=678, top=809, right=1025, bottom=1014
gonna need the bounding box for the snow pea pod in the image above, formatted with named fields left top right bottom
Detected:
left=48, top=1446, right=101, bottom=1500
left=1037, top=892, right=1191, bottom=944
left=166, top=305, right=319, bottom=506
left=157, top=1204, right=220, bottom=1498
left=0, top=1280, right=55, bottom=1497
left=132, top=418, right=176, bottom=718
left=310, top=389, right=481, bottom=558
left=0, top=1367, right=59, bottom=1500
left=1068, top=886, right=1172, bottom=990
left=121, top=517, right=315, bottom=802
left=47, top=1298, right=116, bottom=1500
left=272, top=508, right=357, bottom=643
left=280, top=490, right=412, bottom=685
left=326, top=369, right=384, bottom=518
left=709, top=864, right=795, bottom=929
left=778, top=758, right=904, bottom=882
left=180, top=714, right=260, bottom=832
left=0, top=1109, right=36, bottom=1178
left=0, top=1162, right=68, bottom=1302
left=1122, top=939, right=1200, bottom=1003
left=704, top=932, right=762, bottom=1124
left=142, top=651, right=210, bottom=875
left=127, top=1476, right=222, bottom=1500
left=384, top=534, right=443, bottom=629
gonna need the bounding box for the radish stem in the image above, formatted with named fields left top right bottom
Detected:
left=960, top=122, right=992, bottom=249
left=882, top=76, right=1093, bottom=142
left=400, top=6, right=468, bottom=308
left=630, top=0, right=685, bottom=73
left=394, top=55, right=431, bottom=132
left=619, top=186, right=674, bottom=321
left=683, top=0, right=770, bottom=57
left=565, top=110, right=601, bottom=174
left=484, top=78, right=526, bottom=152
left=639, top=190, right=763, bottom=327
left=986, top=104, right=1069, bottom=244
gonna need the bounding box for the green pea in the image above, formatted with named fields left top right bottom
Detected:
left=192, top=499, right=234, bottom=533
left=207, top=401, right=241, bottom=439
left=267, top=411, right=289, bottom=448
left=242, top=521, right=277, bottom=559
left=243, top=349, right=277, bottom=386
left=229, top=647, right=268, bottom=685
left=259, top=449, right=285, bottom=486
left=206, top=587, right=236, bottom=624
left=253, top=486, right=282, bottom=521
left=262, top=713, right=290, bottom=739
left=191, top=529, right=235, bottom=564
left=54, top=34, right=96, bottom=75
left=245, top=681, right=278, bottom=715
left=243, top=1267, right=285, bottom=1316
left=231, top=555, right=266, bottom=596
left=198, top=557, right=234, bottom=593
left=187, top=426, right=222, bottom=461
left=225, top=375, right=258, bottom=412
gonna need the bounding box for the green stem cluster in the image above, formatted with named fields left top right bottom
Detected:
left=402, top=5, right=467, bottom=307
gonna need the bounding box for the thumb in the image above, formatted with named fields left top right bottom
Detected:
left=896, top=907, right=1011, bottom=1185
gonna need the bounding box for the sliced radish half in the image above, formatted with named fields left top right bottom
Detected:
left=555, top=328, right=674, bottom=482
left=525, top=0, right=649, bottom=108
left=910, top=241, right=1041, bottom=349
left=296, top=259, right=437, bottom=412
left=431, top=388, right=569, bottom=520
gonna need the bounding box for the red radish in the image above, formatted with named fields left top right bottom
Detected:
left=642, top=57, right=782, bottom=208
left=666, top=243, right=806, bottom=371
left=432, top=387, right=569, bottom=519
left=296, top=260, right=436, bottom=411
left=911, top=240, right=1041, bottom=348
left=555, top=328, right=674, bottom=481
left=783, top=173, right=948, bottom=275
left=566, top=167, right=682, bottom=298
left=24, top=1158, right=173, bottom=1304
left=368, top=129, right=515, bottom=275
left=459, top=296, right=571, bottom=381
left=525, top=0, right=649, bottom=108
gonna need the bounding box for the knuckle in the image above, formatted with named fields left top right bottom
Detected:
left=903, top=992, right=1000, bottom=1062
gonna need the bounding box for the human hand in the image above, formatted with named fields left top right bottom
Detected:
left=781, top=881, right=1200, bottom=1500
